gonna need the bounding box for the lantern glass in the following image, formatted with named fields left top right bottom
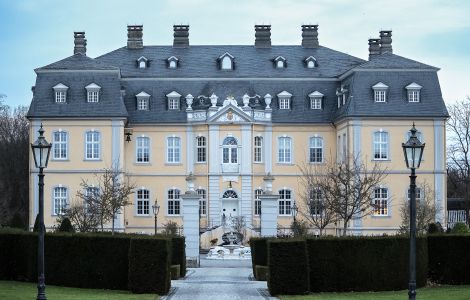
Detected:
left=402, top=124, right=425, bottom=170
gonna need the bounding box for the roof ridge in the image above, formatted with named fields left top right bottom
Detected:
left=36, top=53, right=119, bottom=71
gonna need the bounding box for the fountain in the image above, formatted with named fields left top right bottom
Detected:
left=206, top=231, right=251, bottom=260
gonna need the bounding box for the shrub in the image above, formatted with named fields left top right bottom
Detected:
left=306, top=236, right=427, bottom=292
left=427, top=222, right=444, bottom=234
left=428, top=235, right=470, bottom=284
left=56, top=217, right=75, bottom=233
left=9, top=211, right=25, bottom=229
left=290, top=220, right=309, bottom=237
left=170, top=236, right=186, bottom=277
left=250, top=237, right=273, bottom=279
left=267, top=239, right=309, bottom=295
left=162, top=221, right=178, bottom=236
left=450, top=223, right=469, bottom=234
left=0, top=231, right=36, bottom=281
left=128, top=237, right=171, bottom=294
left=255, top=265, right=268, bottom=281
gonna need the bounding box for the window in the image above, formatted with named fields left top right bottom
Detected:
left=52, top=131, right=68, bottom=159
left=277, top=91, right=292, bottom=110
left=53, top=83, right=68, bottom=103
left=278, top=136, right=292, bottom=163
left=309, top=136, right=323, bottom=163
left=136, top=92, right=150, bottom=111
left=309, top=188, right=323, bottom=216
left=166, top=91, right=181, bottom=110
left=222, top=136, right=238, bottom=164
left=406, top=82, right=422, bottom=103
left=222, top=190, right=238, bottom=199
left=169, top=61, right=177, bottom=68
left=196, top=136, right=206, bottom=163
left=136, top=189, right=150, bottom=215
left=137, top=56, right=148, bottom=69
left=408, top=187, right=423, bottom=202
left=84, top=186, right=99, bottom=211
left=372, top=82, right=388, bottom=102
left=136, top=136, right=150, bottom=163
left=308, top=61, right=315, bottom=68
left=167, top=56, right=179, bottom=69
left=85, top=83, right=101, bottom=103
left=305, top=56, right=317, bottom=68
left=373, top=187, right=388, bottom=216
left=221, top=56, right=232, bottom=70
left=274, top=56, right=286, bottom=69
left=197, top=189, right=207, bottom=216
left=279, top=189, right=292, bottom=215
left=254, top=136, right=263, bottom=163
left=167, top=189, right=181, bottom=215
left=254, top=189, right=263, bottom=216
left=373, top=131, right=388, bottom=160
left=85, top=131, right=100, bottom=160
left=167, top=136, right=181, bottom=163
left=311, top=98, right=321, bottom=109
left=277, top=60, right=285, bottom=68
left=53, top=186, right=68, bottom=215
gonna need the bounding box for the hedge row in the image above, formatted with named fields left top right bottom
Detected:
left=250, top=237, right=273, bottom=278
left=428, top=235, right=470, bottom=284
left=267, top=240, right=309, bottom=296
left=0, top=230, right=179, bottom=293
left=170, top=236, right=186, bottom=277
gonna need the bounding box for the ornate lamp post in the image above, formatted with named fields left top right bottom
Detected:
left=31, top=124, right=52, bottom=300
left=152, top=199, right=160, bottom=235
left=402, top=123, right=425, bottom=300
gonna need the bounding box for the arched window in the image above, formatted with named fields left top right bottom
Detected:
left=222, top=190, right=238, bottom=199
left=53, top=186, right=68, bottom=215
left=278, top=189, right=292, bottom=215
left=167, top=189, right=181, bottom=215
left=52, top=131, right=68, bottom=160
left=254, top=189, right=263, bottom=216
left=197, top=189, right=207, bottom=215
left=139, top=61, right=146, bottom=69
left=221, top=56, right=232, bottom=70
left=136, top=189, right=150, bottom=215
left=373, top=187, right=388, bottom=216
left=307, top=60, right=315, bottom=68
left=276, top=60, right=284, bottom=68
left=169, top=60, right=177, bottom=69
left=222, top=137, right=238, bottom=164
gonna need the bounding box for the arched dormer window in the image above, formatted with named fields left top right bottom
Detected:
left=219, top=52, right=234, bottom=70
left=305, top=56, right=317, bottom=68
left=137, top=56, right=148, bottom=69
left=167, top=56, right=179, bottom=69
left=274, top=56, right=287, bottom=69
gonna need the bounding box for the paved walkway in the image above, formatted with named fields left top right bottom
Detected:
left=162, top=257, right=277, bottom=300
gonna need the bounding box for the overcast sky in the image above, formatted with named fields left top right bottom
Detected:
left=0, top=0, right=469, bottom=108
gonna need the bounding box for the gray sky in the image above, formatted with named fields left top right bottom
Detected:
left=1, top=0, right=469, bottom=108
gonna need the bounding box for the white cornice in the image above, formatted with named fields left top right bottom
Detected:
left=120, top=77, right=339, bottom=81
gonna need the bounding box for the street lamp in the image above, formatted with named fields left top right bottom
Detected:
left=152, top=199, right=160, bottom=235
left=402, top=123, right=425, bottom=300
left=31, top=124, right=52, bottom=300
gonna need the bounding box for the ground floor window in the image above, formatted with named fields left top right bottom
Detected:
left=278, top=189, right=292, bottom=215
left=168, top=189, right=181, bottom=215
left=197, top=189, right=207, bottom=216
left=254, top=189, right=263, bottom=216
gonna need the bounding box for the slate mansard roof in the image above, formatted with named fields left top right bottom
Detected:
left=27, top=41, right=449, bottom=123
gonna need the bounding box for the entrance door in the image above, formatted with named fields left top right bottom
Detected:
left=221, top=189, right=239, bottom=226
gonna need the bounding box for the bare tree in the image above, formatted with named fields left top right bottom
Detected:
left=64, top=200, right=100, bottom=232
left=77, top=166, right=135, bottom=234
left=447, top=97, right=470, bottom=224
left=399, top=182, right=440, bottom=234
left=298, top=162, right=336, bottom=235
left=307, top=155, right=387, bottom=236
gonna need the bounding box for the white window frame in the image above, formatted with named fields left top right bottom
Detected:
left=406, top=82, right=422, bottom=103
left=309, top=188, right=323, bottom=216
left=139, top=61, right=146, bottom=69
left=196, top=136, right=206, bottom=163
left=307, top=60, right=315, bottom=68
left=276, top=60, right=285, bottom=68
left=52, top=130, right=68, bottom=160
left=85, top=130, right=100, bottom=160
left=167, top=188, right=181, bottom=215
left=278, top=136, right=292, bottom=164
left=373, top=187, right=389, bottom=216
left=136, top=91, right=150, bottom=111
left=254, top=136, right=263, bottom=163
left=221, top=56, right=232, bottom=70
left=310, top=97, right=322, bottom=109
left=309, top=136, right=323, bottom=163
left=254, top=189, right=263, bottom=216
left=372, top=82, right=388, bottom=103
left=53, top=186, right=68, bottom=216
left=169, top=60, right=177, bottom=69
left=53, top=83, right=68, bottom=103
left=222, top=136, right=238, bottom=164
left=278, top=189, right=292, bottom=216
left=167, top=91, right=181, bottom=110
left=136, top=136, right=150, bottom=163
left=136, top=188, right=150, bottom=216
left=167, top=136, right=181, bottom=164
left=279, top=97, right=290, bottom=109
left=87, top=91, right=99, bottom=103
left=197, top=189, right=207, bottom=216
left=373, top=131, right=389, bottom=160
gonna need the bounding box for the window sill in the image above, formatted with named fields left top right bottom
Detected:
left=135, top=162, right=151, bottom=166
left=253, top=161, right=264, bottom=164
left=165, top=163, right=182, bottom=166
left=51, top=158, right=69, bottom=162
left=166, top=215, right=182, bottom=217
left=135, top=215, right=152, bottom=218
left=371, top=215, right=392, bottom=218
left=276, top=162, right=294, bottom=166
left=195, top=162, right=207, bottom=164
left=309, top=161, right=325, bottom=165
left=278, top=215, right=293, bottom=218
left=372, top=159, right=391, bottom=162
left=83, top=159, right=102, bottom=162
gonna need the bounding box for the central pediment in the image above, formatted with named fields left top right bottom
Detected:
left=207, top=104, right=254, bottom=123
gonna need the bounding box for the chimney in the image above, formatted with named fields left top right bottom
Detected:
left=73, top=32, right=87, bottom=55
left=301, top=25, right=319, bottom=48
left=379, top=30, right=392, bottom=54
left=368, top=38, right=381, bottom=60
left=255, top=25, right=271, bottom=48
left=173, top=25, right=189, bottom=48
left=127, top=25, right=143, bottom=49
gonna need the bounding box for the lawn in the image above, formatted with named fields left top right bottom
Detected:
left=0, top=280, right=158, bottom=300
left=280, top=285, right=470, bottom=300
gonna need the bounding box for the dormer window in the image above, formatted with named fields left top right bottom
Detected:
left=166, top=91, right=181, bottom=110
left=167, top=56, right=179, bottom=69
left=309, top=91, right=323, bottom=110
left=53, top=83, right=68, bottom=103
left=137, top=56, right=148, bottom=69
left=274, top=56, right=287, bottom=69
left=305, top=56, right=317, bottom=68
left=136, top=91, right=150, bottom=110
left=85, top=83, right=101, bottom=103
left=406, top=82, right=422, bottom=103
left=219, top=52, right=234, bottom=70
left=277, top=91, right=292, bottom=110
left=372, top=82, right=388, bottom=103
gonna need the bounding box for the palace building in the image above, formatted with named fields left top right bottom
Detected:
left=27, top=24, right=448, bottom=235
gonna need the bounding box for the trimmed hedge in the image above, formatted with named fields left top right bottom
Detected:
left=128, top=237, right=171, bottom=294
left=428, top=235, right=470, bottom=284
left=250, top=237, right=272, bottom=279
left=0, top=230, right=36, bottom=281
left=170, top=236, right=186, bottom=277
left=267, top=240, right=309, bottom=295
left=307, top=236, right=428, bottom=292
